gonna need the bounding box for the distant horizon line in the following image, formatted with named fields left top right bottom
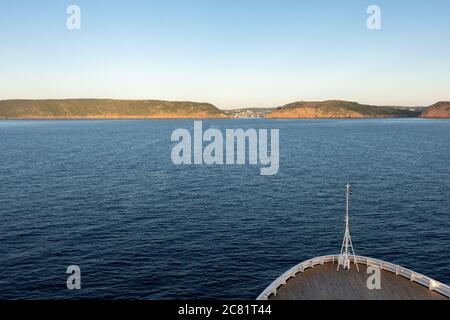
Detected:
left=0, top=97, right=440, bottom=110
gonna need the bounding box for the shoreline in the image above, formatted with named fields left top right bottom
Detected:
left=1, top=117, right=449, bottom=121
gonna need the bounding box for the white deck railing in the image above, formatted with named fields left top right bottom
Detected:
left=257, top=255, right=450, bottom=300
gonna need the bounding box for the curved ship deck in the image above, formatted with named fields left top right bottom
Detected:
left=258, top=255, right=450, bottom=300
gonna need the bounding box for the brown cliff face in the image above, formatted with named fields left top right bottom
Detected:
left=266, top=100, right=419, bottom=119
left=420, top=102, right=450, bottom=118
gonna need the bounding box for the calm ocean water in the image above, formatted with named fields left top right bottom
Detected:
left=0, top=119, right=449, bottom=299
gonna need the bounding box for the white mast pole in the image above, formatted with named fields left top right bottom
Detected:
left=337, top=183, right=359, bottom=272
left=345, top=183, right=349, bottom=262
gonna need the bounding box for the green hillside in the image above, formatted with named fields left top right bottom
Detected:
left=420, top=101, right=450, bottom=118
left=267, top=100, right=421, bottom=118
left=0, top=99, right=225, bottom=119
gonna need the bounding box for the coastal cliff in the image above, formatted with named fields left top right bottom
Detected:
left=265, top=100, right=420, bottom=119
left=420, top=102, right=450, bottom=118
left=0, top=99, right=227, bottom=119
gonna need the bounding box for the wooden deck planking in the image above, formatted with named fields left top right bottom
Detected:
left=269, top=263, right=448, bottom=300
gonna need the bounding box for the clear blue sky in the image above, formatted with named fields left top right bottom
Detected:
left=0, top=0, right=449, bottom=109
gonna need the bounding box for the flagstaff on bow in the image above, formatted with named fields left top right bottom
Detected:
left=337, top=183, right=359, bottom=272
